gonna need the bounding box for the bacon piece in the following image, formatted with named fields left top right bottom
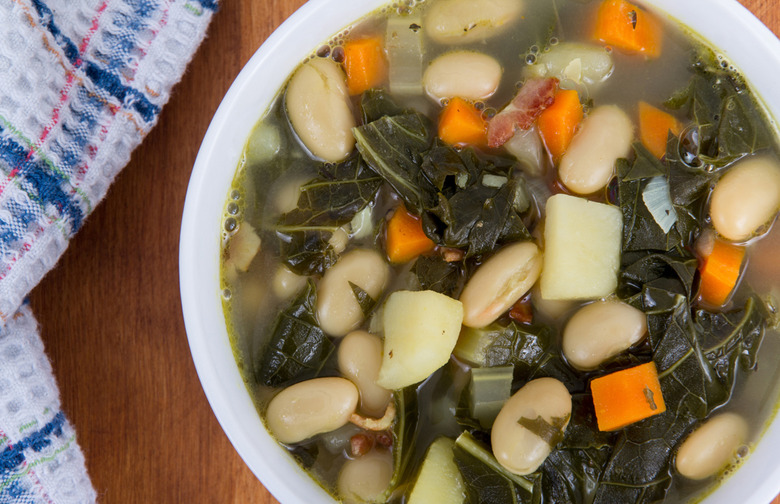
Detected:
left=487, top=78, right=559, bottom=148
left=508, top=294, right=533, bottom=324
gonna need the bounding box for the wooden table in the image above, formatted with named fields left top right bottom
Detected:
left=26, top=1, right=780, bottom=503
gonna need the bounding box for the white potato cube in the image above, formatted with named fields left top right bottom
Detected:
left=408, top=437, right=465, bottom=504
left=540, top=194, right=622, bottom=300
left=376, top=290, right=464, bottom=390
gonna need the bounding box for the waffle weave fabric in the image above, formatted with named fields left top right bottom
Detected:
left=0, top=0, right=216, bottom=502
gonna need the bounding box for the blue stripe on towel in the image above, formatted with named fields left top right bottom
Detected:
left=0, top=412, right=66, bottom=475
left=0, top=125, right=84, bottom=234
left=30, top=0, right=81, bottom=65
left=195, top=0, right=219, bottom=11
left=0, top=412, right=67, bottom=502
left=30, top=0, right=162, bottom=124
left=85, top=62, right=160, bottom=123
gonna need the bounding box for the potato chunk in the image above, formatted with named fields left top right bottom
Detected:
left=376, top=290, right=464, bottom=390
left=408, top=437, right=465, bottom=504
left=540, top=194, right=622, bottom=300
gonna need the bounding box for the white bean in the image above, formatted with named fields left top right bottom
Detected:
left=337, top=449, right=394, bottom=504
left=266, top=377, right=359, bottom=444
left=425, top=0, right=524, bottom=45
left=338, top=330, right=392, bottom=418
left=272, top=264, right=307, bottom=300
left=709, top=156, right=780, bottom=241
left=423, top=51, right=502, bottom=102
left=317, top=249, right=390, bottom=337
left=285, top=57, right=355, bottom=162
left=562, top=300, right=647, bottom=370
left=675, top=413, right=749, bottom=480
left=273, top=175, right=306, bottom=216
left=459, top=241, right=542, bottom=328
left=492, top=377, right=572, bottom=475
left=227, top=222, right=261, bottom=272
left=558, top=105, right=633, bottom=195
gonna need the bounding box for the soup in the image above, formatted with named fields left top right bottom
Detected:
left=219, top=0, right=780, bottom=502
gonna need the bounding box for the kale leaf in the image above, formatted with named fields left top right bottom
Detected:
left=412, top=255, right=463, bottom=297
left=353, top=112, right=436, bottom=211
left=454, top=431, right=535, bottom=504
left=359, top=89, right=405, bottom=124
left=273, top=156, right=382, bottom=275
left=665, top=47, right=773, bottom=168
left=537, top=396, right=615, bottom=504
left=421, top=143, right=532, bottom=257
left=255, top=280, right=335, bottom=387
left=477, top=322, right=581, bottom=393
left=355, top=114, right=533, bottom=257
left=618, top=143, right=712, bottom=252
left=597, top=282, right=769, bottom=502
left=380, top=386, right=420, bottom=501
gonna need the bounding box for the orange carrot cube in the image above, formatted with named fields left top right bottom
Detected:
left=591, top=361, right=666, bottom=431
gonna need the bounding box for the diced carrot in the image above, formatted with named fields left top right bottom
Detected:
left=638, top=101, right=681, bottom=159
left=438, top=97, right=488, bottom=147
left=593, top=0, right=662, bottom=58
left=591, top=362, right=666, bottom=431
left=537, top=89, right=583, bottom=162
left=698, top=238, right=746, bottom=307
left=386, top=206, right=436, bottom=264
left=343, top=37, right=388, bottom=95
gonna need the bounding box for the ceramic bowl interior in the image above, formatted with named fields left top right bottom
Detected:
left=179, top=1, right=780, bottom=503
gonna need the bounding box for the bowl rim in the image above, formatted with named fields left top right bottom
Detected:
left=180, top=1, right=780, bottom=503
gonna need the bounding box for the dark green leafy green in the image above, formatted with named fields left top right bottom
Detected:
left=421, top=144, right=532, bottom=257
left=617, top=143, right=712, bottom=252
left=273, top=156, right=382, bottom=275
left=517, top=414, right=569, bottom=447
left=353, top=112, right=435, bottom=210
left=665, top=47, right=772, bottom=168
left=255, top=281, right=334, bottom=387
left=454, top=431, right=535, bottom=504
left=619, top=251, right=698, bottom=301
left=595, top=289, right=768, bottom=502
left=412, top=255, right=463, bottom=297
left=480, top=322, right=581, bottom=392
left=355, top=114, right=533, bottom=257
left=380, top=386, right=419, bottom=501
left=593, top=410, right=693, bottom=504
left=349, top=281, right=377, bottom=317
left=359, top=89, right=405, bottom=124
left=537, top=396, right=615, bottom=504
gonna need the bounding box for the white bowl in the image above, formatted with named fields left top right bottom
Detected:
left=179, top=1, right=780, bottom=503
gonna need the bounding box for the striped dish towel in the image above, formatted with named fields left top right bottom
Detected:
left=0, top=1, right=217, bottom=502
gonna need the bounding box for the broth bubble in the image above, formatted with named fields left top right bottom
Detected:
left=227, top=202, right=239, bottom=215
left=679, top=125, right=703, bottom=168
left=331, top=46, right=345, bottom=63
left=224, top=217, right=237, bottom=233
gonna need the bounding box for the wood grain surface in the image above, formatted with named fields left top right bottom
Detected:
left=26, top=1, right=780, bottom=503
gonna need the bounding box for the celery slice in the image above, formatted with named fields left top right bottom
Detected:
left=386, top=14, right=424, bottom=96
left=468, top=366, right=513, bottom=429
